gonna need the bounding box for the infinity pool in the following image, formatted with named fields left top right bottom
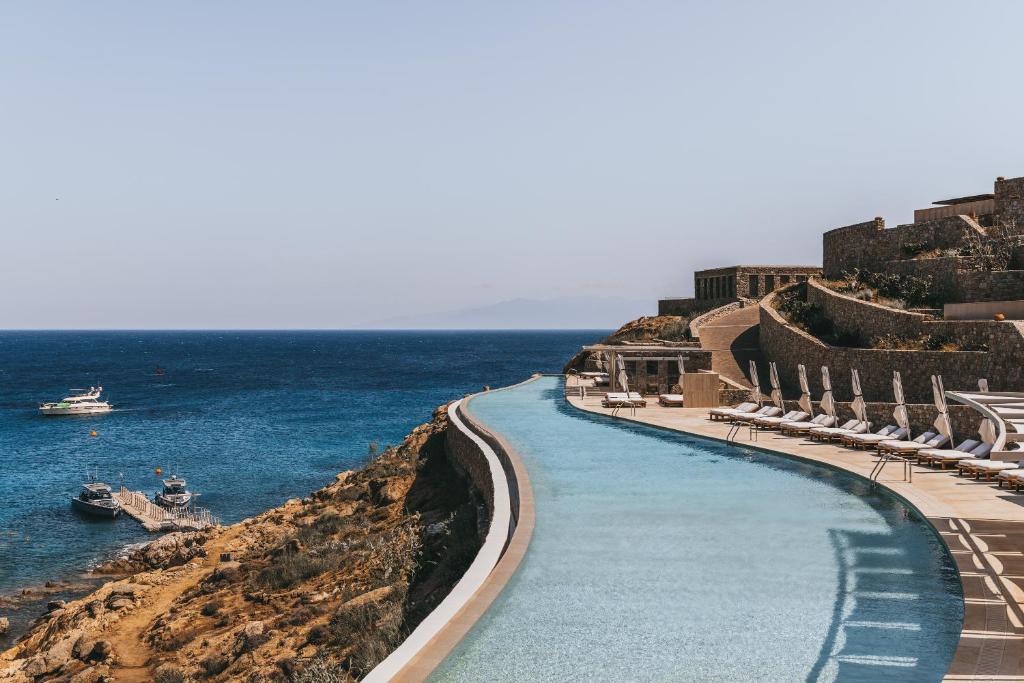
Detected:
left=431, top=376, right=962, bottom=682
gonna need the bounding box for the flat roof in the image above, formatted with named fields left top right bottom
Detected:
left=694, top=265, right=821, bottom=273
left=933, top=194, right=994, bottom=206
left=582, top=344, right=706, bottom=353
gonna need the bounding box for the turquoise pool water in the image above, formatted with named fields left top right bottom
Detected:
left=431, top=376, right=962, bottom=682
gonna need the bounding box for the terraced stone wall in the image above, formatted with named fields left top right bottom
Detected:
left=759, top=291, right=991, bottom=402
left=822, top=215, right=983, bottom=279
left=805, top=279, right=1024, bottom=389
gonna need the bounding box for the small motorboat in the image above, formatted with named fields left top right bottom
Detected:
left=155, top=476, right=193, bottom=509
left=71, top=482, right=121, bottom=519
left=40, top=387, right=113, bottom=416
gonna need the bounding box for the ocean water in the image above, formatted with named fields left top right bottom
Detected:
left=0, top=331, right=602, bottom=600
left=433, top=377, right=963, bottom=682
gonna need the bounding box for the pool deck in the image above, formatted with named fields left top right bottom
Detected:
left=565, top=376, right=1024, bottom=681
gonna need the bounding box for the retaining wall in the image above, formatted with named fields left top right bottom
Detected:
left=822, top=215, right=983, bottom=279
left=759, top=291, right=991, bottom=402
left=803, top=280, right=1024, bottom=392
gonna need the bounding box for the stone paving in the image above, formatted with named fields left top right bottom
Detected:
left=566, top=375, right=1024, bottom=681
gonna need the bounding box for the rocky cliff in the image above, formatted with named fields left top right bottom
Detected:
left=0, top=405, right=481, bottom=683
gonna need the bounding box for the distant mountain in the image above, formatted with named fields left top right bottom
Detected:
left=368, top=296, right=653, bottom=329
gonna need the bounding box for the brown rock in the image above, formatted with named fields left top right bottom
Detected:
left=213, top=561, right=241, bottom=582
left=0, top=616, right=8, bottom=636
left=88, top=640, right=112, bottom=662
left=70, top=665, right=109, bottom=683
left=47, top=599, right=66, bottom=611
left=23, top=656, right=47, bottom=677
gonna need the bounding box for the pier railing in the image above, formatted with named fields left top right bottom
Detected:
left=118, top=487, right=219, bottom=530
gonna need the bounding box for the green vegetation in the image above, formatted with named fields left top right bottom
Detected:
left=822, top=268, right=939, bottom=309
left=775, top=290, right=863, bottom=347
left=775, top=286, right=985, bottom=351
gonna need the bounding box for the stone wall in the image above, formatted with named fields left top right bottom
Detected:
left=445, top=409, right=495, bottom=524
left=822, top=215, right=984, bottom=279
left=657, top=297, right=731, bottom=317
left=758, top=291, right=992, bottom=402
left=995, top=176, right=1024, bottom=227
left=806, top=279, right=1024, bottom=376
left=956, top=270, right=1024, bottom=302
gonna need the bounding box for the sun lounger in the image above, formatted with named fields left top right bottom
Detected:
left=752, top=410, right=809, bottom=429
left=658, top=394, right=685, bottom=407
left=809, top=419, right=867, bottom=442
left=732, top=406, right=783, bottom=423
left=916, top=439, right=982, bottom=466
left=709, top=402, right=758, bottom=421
left=877, top=431, right=944, bottom=455
left=997, top=468, right=1024, bottom=491
left=602, top=392, right=647, bottom=408
left=841, top=425, right=902, bottom=448
left=960, top=458, right=1021, bottom=480
left=779, top=414, right=837, bottom=436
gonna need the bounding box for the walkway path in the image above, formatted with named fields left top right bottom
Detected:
left=566, top=375, right=1024, bottom=682
left=697, top=304, right=762, bottom=388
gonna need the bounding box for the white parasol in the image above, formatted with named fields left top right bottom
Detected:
left=850, top=369, right=868, bottom=426
left=769, top=362, right=784, bottom=410
left=749, top=360, right=763, bottom=406
left=797, top=364, right=813, bottom=416
left=820, top=366, right=836, bottom=419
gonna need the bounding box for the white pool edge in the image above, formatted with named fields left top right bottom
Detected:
left=363, top=398, right=513, bottom=683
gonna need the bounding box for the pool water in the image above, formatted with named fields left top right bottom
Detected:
left=431, top=376, right=963, bottom=682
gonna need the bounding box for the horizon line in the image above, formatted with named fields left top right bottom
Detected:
left=0, top=327, right=615, bottom=333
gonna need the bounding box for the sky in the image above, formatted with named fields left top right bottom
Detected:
left=3, top=1, right=1024, bottom=328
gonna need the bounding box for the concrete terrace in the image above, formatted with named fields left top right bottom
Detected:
left=566, top=375, right=1024, bottom=681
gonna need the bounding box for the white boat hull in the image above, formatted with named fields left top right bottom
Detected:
left=40, top=404, right=113, bottom=416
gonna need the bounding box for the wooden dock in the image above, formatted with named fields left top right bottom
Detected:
left=116, top=487, right=218, bottom=532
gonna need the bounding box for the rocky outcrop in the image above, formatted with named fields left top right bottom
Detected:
left=0, top=406, right=481, bottom=682
left=94, top=532, right=211, bottom=575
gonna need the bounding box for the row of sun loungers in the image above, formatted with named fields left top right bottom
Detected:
left=707, top=400, right=1024, bottom=496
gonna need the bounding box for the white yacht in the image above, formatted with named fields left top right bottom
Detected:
left=39, top=387, right=113, bottom=416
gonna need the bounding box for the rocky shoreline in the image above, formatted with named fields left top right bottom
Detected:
left=0, top=404, right=482, bottom=682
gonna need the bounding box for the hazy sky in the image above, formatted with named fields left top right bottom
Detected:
left=4, top=2, right=1024, bottom=328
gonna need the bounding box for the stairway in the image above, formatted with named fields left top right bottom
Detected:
left=697, top=304, right=764, bottom=388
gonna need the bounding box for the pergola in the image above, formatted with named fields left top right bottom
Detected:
left=581, top=344, right=707, bottom=392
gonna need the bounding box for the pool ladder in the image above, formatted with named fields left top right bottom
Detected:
left=869, top=450, right=912, bottom=485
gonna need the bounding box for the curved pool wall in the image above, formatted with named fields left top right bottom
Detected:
left=430, top=376, right=963, bottom=682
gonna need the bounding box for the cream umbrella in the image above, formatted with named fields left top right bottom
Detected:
left=980, top=417, right=998, bottom=445
left=749, top=360, right=763, bottom=406
left=893, top=371, right=910, bottom=437
left=769, top=362, right=785, bottom=411
left=820, top=366, right=836, bottom=419
left=797, top=364, right=813, bottom=416
left=676, top=354, right=686, bottom=376
left=850, top=369, right=868, bottom=426
left=616, top=356, right=630, bottom=393
left=931, top=375, right=953, bottom=443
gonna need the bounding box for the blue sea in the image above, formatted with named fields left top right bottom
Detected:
left=0, top=331, right=600, bottom=603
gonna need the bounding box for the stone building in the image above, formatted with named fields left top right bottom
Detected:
left=659, top=265, right=821, bottom=316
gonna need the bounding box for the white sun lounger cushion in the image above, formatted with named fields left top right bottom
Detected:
left=919, top=440, right=982, bottom=458
left=709, top=403, right=758, bottom=417
left=970, top=461, right=1020, bottom=471
left=783, top=415, right=836, bottom=430
left=756, top=411, right=809, bottom=426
